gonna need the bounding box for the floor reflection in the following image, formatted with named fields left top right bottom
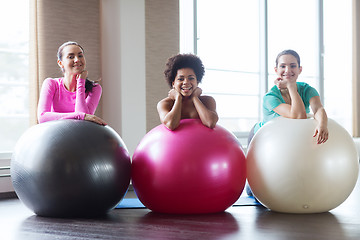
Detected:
left=133, top=211, right=240, bottom=239
left=255, top=210, right=346, bottom=239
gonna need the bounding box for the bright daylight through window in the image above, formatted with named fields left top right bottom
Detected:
left=180, top=0, right=352, bottom=140
left=0, top=0, right=29, bottom=153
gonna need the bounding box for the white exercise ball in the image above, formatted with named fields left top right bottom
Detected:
left=247, top=117, right=359, bottom=213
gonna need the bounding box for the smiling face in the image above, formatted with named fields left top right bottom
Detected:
left=57, top=44, right=86, bottom=75
left=275, top=54, right=302, bottom=81
left=172, top=68, right=198, bottom=97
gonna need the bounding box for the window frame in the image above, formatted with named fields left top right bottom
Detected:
left=181, top=0, right=325, bottom=139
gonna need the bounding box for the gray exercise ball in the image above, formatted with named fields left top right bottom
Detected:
left=11, top=120, right=131, bottom=217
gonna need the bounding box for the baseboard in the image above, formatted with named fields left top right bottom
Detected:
left=0, top=157, right=13, bottom=194
left=0, top=191, right=17, bottom=200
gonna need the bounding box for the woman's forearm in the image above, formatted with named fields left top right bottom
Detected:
left=288, top=86, right=307, bottom=119
left=192, top=97, right=218, bottom=129
left=160, top=97, right=182, bottom=130
left=314, top=106, right=328, bottom=126
left=75, top=79, right=102, bottom=114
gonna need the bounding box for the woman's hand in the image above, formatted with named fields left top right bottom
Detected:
left=168, top=88, right=182, bottom=100
left=76, top=70, right=88, bottom=81
left=313, top=123, right=329, bottom=144
left=274, top=77, right=287, bottom=89
left=84, top=114, right=107, bottom=126
left=191, top=87, right=202, bottom=99
left=274, top=77, right=297, bottom=90
left=309, top=97, right=328, bottom=144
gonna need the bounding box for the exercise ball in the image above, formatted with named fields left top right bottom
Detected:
left=11, top=120, right=131, bottom=217
left=247, top=117, right=359, bottom=213
left=132, top=119, right=246, bottom=214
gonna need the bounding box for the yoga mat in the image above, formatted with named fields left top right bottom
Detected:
left=116, top=196, right=261, bottom=209
left=116, top=198, right=146, bottom=209
left=233, top=196, right=262, bottom=206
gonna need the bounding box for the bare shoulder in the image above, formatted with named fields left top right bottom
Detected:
left=157, top=97, right=174, bottom=109
left=199, top=95, right=216, bottom=110
left=199, top=95, right=216, bottom=104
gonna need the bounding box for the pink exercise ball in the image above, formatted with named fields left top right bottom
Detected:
left=132, top=119, right=246, bottom=214
left=247, top=117, right=359, bottom=213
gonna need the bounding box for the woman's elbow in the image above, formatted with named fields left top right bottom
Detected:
left=37, top=113, right=45, bottom=123
left=203, top=117, right=218, bottom=129
left=164, top=121, right=179, bottom=131
left=205, top=122, right=216, bottom=129
left=290, top=112, right=307, bottom=119
left=297, top=114, right=307, bottom=119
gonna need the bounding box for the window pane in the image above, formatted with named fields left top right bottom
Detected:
left=323, top=0, right=352, bottom=133
left=214, top=94, right=259, bottom=133
left=202, top=70, right=259, bottom=95
left=267, top=0, right=319, bottom=91
left=0, top=1, right=29, bottom=152
left=196, top=0, right=260, bottom=133
left=214, top=94, right=259, bottom=118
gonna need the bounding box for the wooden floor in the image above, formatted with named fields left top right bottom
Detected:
left=1, top=177, right=360, bottom=240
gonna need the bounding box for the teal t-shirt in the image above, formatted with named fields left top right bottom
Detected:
left=254, top=82, right=319, bottom=133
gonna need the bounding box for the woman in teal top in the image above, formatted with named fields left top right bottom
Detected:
left=246, top=49, right=329, bottom=198
left=249, top=49, right=329, bottom=145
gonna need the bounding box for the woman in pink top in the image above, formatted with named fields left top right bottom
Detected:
left=37, top=41, right=106, bottom=125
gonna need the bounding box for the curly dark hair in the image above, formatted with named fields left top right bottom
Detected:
left=164, top=53, right=205, bottom=88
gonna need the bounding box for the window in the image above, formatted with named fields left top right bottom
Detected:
left=196, top=0, right=260, bottom=138
left=0, top=1, right=30, bottom=153
left=267, top=0, right=320, bottom=92
left=323, top=1, right=352, bottom=131
left=180, top=0, right=352, bottom=139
